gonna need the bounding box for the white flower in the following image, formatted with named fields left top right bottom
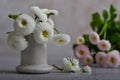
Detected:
left=81, top=65, right=92, bottom=74
left=14, top=14, right=36, bottom=36
left=62, top=57, right=80, bottom=72
left=89, top=32, right=100, bottom=45
left=47, top=18, right=54, bottom=28
left=52, top=34, right=71, bottom=46
left=35, top=22, right=53, bottom=31
left=97, top=40, right=111, bottom=51
left=7, top=31, right=28, bottom=51
left=76, top=36, right=85, bottom=44
left=42, top=8, right=58, bottom=15
left=33, top=22, right=54, bottom=44
left=30, top=6, right=47, bottom=22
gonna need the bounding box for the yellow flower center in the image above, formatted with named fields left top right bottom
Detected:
left=71, top=62, right=75, bottom=66
left=77, top=38, right=83, bottom=43
left=99, top=57, right=103, bottom=62
left=57, top=39, right=65, bottom=44
left=79, top=50, right=84, bottom=56
left=21, top=19, right=27, bottom=27
left=101, top=44, right=106, bottom=48
left=86, top=58, right=91, bottom=64
left=92, top=36, right=96, bottom=41
left=42, top=30, right=49, bottom=38
left=79, top=39, right=82, bottom=42
left=110, top=57, right=115, bottom=64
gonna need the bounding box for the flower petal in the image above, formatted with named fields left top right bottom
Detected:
left=33, top=22, right=54, bottom=44
left=7, top=31, right=28, bottom=51
left=14, top=14, right=36, bottom=36
left=30, top=6, right=47, bottom=22
left=52, top=34, right=71, bottom=46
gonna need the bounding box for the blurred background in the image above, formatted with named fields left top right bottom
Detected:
left=0, top=0, right=120, bottom=70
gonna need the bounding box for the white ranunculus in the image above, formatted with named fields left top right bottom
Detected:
left=62, top=57, right=80, bottom=72
left=35, top=22, right=53, bottom=31
left=33, top=22, right=54, bottom=44
left=47, top=18, right=54, bottom=28
left=76, top=36, right=85, bottom=44
left=81, top=65, right=92, bottom=74
left=52, top=34, right=71, bottom=46
left=42, top=8, right=58, bottom=15
left=7, top=31, right=28, bottom=51
left=30, top=6, right=47, bottom=22
left=14, top=14, right=36, bottom=36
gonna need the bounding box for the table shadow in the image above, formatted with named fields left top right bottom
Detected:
left=0, top=70, right=17, bottom=74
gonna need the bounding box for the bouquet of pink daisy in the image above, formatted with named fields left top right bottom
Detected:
left=73, top=4, right=120, bottom=68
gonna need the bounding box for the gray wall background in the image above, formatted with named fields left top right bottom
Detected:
left=0, top=0, right=120, bottom=69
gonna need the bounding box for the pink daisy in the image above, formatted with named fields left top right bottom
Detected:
left=82, top=55, right=93, bottom=65
left=95, top=52, right=106, bottom=67
left=74, top=44, right=90, bottom=60
left=97, top=40, right=111, bottom=51
left=89, top=32, right=100, bottom=45
left=108, top=50, right=120, bottom=57
left=106, top=51, right=120, bottom=68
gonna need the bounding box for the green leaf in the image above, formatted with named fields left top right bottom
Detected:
left=83, top=34, right=89, bottom=45
left=110, top=4, right=116, bottom=14
left=109, top=4, right=117, bottom=21
left=72, top=44, right=78, bottom=50
left=113, top=22, right=120, bottom=31
left=90, top=12, right=103, bottom=32
left=108, top=22, right=120, bottom=32
left=8, top=14, right=21, bottom=20
left=103, top=9, right=109, bottom=20
left=110, top=14, right=117, bottom=21
left=108, top=33, right=120, bottom=43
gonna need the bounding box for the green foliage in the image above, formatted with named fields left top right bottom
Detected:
left=8, top=14, right=21, bottom=20
left=103, top=9, right=108, bottom=20
left=90, top=4, right=120, bottom=52
left=72, top=44, right=78, bottom=50
left=90, top=13, right=103, bottom=33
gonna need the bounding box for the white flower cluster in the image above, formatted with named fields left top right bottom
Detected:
left=53, top=57, right=92, bottom=74
left=62, top=57, right=92, bottom=74
left=7, top=6, right=71, bottom=51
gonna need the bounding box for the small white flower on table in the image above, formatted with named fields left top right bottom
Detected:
left=81, top=65, right=92, bottom=74
left=62, top=57, right=81, bottom=72
left=53, top=57, right=80, bottom=73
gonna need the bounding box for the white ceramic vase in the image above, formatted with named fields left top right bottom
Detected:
left=16, top=35, right=52, bottom=73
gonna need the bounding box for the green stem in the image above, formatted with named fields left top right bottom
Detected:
left=104, top=26, right=107, bottom=39
left=52, top=64, right=63, bottom=71
left=8, top=14, right=21, bottom=20
left=99, top=21, right=107, bottom=37
left=54, top=27, right=60, bottom=34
